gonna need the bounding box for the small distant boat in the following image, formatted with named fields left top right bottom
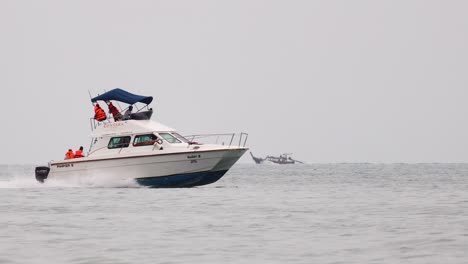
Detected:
left=250, top=152, right=303, bottom=165
left=250, top=152, right=266, bottom=164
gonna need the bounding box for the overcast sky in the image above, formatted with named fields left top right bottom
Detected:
left=1, top=0, right=467, bottom=164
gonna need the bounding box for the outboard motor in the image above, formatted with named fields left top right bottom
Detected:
left=35, top=166, right=50, bottom=183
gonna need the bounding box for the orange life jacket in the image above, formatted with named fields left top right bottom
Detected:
left=108, top=103, right=123, bottom=121
left=65, top=150, right=75, bottom=160
left=75, top=149, right=84, bottom=158
left=94, top=106, right=107, bottom=121
left=108, top=103, right=118, bottom=115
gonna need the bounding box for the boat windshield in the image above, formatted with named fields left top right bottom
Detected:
left=159, top=133, right=181, bottom=144
left=171, top=132, right=190, bottom=143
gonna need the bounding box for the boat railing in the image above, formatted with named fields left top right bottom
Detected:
left=90, top=117, right=111, bottom=131
left=183, top=132, right=249, bottom=148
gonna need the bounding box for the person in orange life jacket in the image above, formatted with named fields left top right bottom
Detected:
left=94, top=103, right=107, bottom=121
left=74, top=146, right=84, bottom=158
left=107, top=101, right=123, bottom=121
left=65, top=149, right=74, bottom=160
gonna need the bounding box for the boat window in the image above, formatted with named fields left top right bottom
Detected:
left=133, top=134, right=158, bottom=147
left=159, top=132, right=181, bottom=143
left=108, top=136, right=131, bottom=149
left=171, top=132, right=190, bottom=143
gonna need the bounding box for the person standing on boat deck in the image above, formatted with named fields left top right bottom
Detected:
left=74, top=146, right=84, bottom=158
left=107, top=101, right=123, bottom=121
left=94, top=103, right=107, bottom=121
left=123, top=105, right=133, bottom=120
left=65, top=149, right=74, bottom=160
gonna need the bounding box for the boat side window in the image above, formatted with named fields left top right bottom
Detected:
left=159, top=133, right=181, bottom=143
left=133, top=134, right=157, bottom=147
left=171, top=132, right=190, bottom=143
left=108, top=136, right=131, bottom=149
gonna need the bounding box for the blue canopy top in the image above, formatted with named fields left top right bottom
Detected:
left=91, top=88, right=153, bottom=105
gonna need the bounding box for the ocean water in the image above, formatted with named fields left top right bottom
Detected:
left=0, top=163, right=467, bottom=264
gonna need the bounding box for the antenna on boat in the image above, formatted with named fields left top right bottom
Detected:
left=88, top=90, right=97, bottom=131
left=88, top=90, right=94, bottom=106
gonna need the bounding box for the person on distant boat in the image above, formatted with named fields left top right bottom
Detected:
left=74, top=146, right=84, bottom=158
left=65, top=149, right=75, bottom=160
left=94, top=103, right=107, bottom=121
left=123, top=105, right=133, bottom=120
left=107, top=101, right=123, bottom=121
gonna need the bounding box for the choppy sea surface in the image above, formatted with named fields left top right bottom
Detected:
left=0, top=163, right=467, bottom=264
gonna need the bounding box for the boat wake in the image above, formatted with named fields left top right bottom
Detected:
left=0, top=173, right=143, bottom=189
left=51, top=173, right=144, bottom=188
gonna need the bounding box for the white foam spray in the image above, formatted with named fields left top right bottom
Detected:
left=0, top=165, right=143, bottom=189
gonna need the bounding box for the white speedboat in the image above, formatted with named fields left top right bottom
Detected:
left=35, top=89, right=248, bottom=188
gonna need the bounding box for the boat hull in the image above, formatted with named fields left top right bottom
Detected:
left=135, top=169, right=228, bottom=188
left=45, top=148, right=247, bottom=188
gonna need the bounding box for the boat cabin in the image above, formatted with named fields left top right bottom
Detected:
left=87, top=120, right=197, bottom=158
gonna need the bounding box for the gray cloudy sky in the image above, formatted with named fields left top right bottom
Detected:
left=1, top=0, right=467, bottom=164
